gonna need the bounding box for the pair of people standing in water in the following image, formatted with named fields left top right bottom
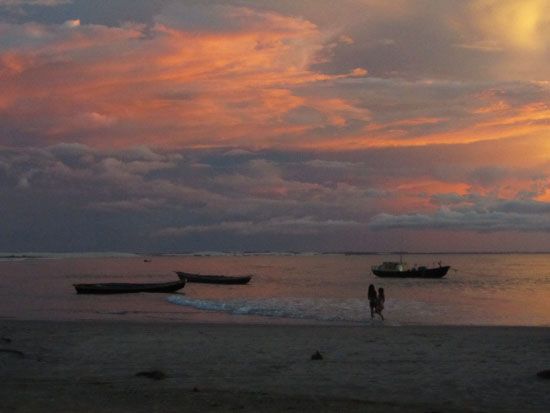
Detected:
left=368, top=284, right=385, bottom=320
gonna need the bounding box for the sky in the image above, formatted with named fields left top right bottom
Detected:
left=0, top=0, right=549, bottom=252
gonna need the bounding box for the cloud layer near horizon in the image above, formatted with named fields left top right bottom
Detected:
left=3, top=138, right=550, bottom=251
left=1, top=0, right=549, bottom=251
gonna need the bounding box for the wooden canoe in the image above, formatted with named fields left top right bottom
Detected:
left=176, top=271, right=252, bottom=285
left=73, top=280, right=186, bottom=294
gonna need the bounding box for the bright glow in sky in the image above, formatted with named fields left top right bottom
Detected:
left=0, top=0, right=549, bottom=252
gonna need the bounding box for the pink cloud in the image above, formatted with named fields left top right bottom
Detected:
left=0, top=6, right=369, bottom=149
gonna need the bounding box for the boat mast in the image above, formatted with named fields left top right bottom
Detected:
left=399, top=232, right=404, bottom=264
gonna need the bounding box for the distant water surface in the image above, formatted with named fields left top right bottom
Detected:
left=1, top=253, right=549, bottom=326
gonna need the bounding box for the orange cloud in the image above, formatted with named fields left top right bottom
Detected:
left=0, top=3, right=547, bottom=156
left=0, top=8, right=371, bottom=149
left=303, top=98, right=550, bottom=152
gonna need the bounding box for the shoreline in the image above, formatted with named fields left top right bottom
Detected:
left=2, top=319, right=549, bottom=412
left=4, top=309, right=550, bottom=328
left=3, top=315, right=550, bottom=328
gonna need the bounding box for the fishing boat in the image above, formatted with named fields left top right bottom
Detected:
left=73, top=280, right=186, bottom=294
left=372, top=261, right=450, bottom=278
left=176, top=271, right=252, bottom=285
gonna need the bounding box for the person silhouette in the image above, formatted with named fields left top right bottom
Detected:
left=368, top=284, right=378, bottom=319
left=375, top=287, right=385, bottom=320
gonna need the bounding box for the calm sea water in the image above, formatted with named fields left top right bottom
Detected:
left=1, top=253, right=549, bottom=326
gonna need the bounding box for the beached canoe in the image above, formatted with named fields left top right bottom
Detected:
left=73, top=280, right=186, bottom=294
left=176, top=271, right=252, bottom=285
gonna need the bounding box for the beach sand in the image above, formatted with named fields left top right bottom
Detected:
left=1, top=320, right=549, bottom=412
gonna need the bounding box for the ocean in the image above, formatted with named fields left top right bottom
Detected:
left=1, top=253, right=549, bottom=326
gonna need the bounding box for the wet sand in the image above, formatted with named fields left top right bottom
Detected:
left=1, top=320, right=549, bottom=412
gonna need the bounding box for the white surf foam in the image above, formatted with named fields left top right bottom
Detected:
left=167, top=295, right=375, bottom=322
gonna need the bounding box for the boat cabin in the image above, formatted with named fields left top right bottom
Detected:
left=374, top=261, right=405, bottom=272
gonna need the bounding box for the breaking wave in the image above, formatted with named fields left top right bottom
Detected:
left=167, top=295, right=372, bottom=322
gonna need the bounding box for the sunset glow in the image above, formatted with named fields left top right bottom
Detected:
left=1, top=0, right=549, bottom=252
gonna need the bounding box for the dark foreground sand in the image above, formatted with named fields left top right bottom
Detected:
left=1, top=320, right=549, bottom=412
